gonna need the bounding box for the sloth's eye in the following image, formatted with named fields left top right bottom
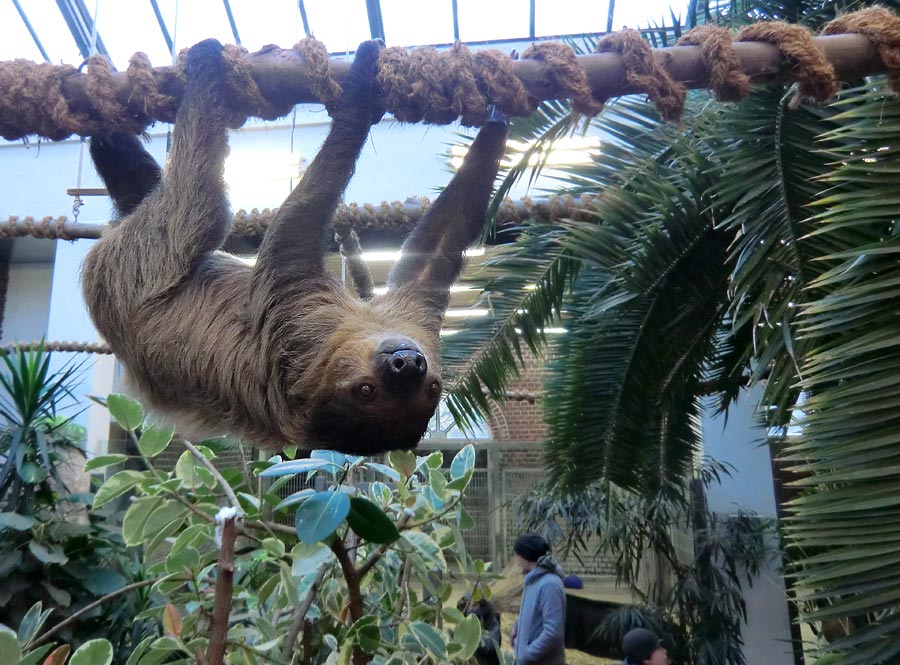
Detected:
left=428, top=380, right=441, bottom=397
left=355, top=383, right=377, bottom=400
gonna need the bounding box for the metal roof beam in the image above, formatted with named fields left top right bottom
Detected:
left=365, top=0, right=385, bottom=42
left=222, top=0, right=241, bottom=45
left=148, top=0, right=174, bottom=54
left=297, top=0, right=311, bottom=37
left=12, top=0, right=51, bottom=63
left=55, top=0, right=110, bottom=60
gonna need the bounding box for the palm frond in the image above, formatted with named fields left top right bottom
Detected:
left=782, top=81, right=900, bottom=664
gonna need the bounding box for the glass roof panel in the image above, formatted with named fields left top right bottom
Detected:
left=456, top=0, right=530, bottom=42
left=153, top=0, right=237, bottom=54
left=96, top=0, right=172, bottom=68
left=534, top=0, right=606, bottom=37
left=228, top=0, right=308, bottom=52
left=303, top=0, right=371, bottom=54
left=380, top=0, right=455, bottom=47
left=2, top=0, right=83, bottom=64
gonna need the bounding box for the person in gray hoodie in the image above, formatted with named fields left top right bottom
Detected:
left=510, top=533, right=566, bottom=665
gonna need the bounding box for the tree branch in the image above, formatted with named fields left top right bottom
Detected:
left=206, top=513, right=239, bottom=665
left=329, top=536, right=368, bottom=665
left=29, top=578, right=160, bottom=647
left=279, top=563, right=330, bottom=662
left=182, top=439, right=242, bottom=511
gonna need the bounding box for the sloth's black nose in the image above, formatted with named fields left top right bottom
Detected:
left=387, top=349, right=427, bottom=382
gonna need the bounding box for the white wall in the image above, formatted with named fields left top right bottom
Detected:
left=2, top=262, right=53, bottom=343
left=701, top=386, right=796, bottom=665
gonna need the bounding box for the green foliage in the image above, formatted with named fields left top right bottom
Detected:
left=0, top=345, right=87, bottom=514
left=442, top=2, right=900, bottom=660
left=0, top=353, right=147, bottom=659
left=19, top=393, right=493, bottom=665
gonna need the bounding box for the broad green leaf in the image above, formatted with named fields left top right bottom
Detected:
left=69, top=639, right=113, bottom=665
left=137, top=425, right=175, bottom=458
left=174, top=451, right=215, bottom=489
left=83, top=454, right=129, bottom=472
left=19, top=462, right=47, bottom=484
left=274, top=489, right=316, bottom=511
left=17, top=602, right=47, bottom=644
left=28, top=541, right=67, bottom=565
left=424, top=486, right=446, bottom=511
left=170, top=524, right=210, bottom=555
left=445, top=470, right=473, bottom=492
left=291, top=542, right=334, bottom=577
left=259, top=458, right=336, bottom=477
left=0, top=512, right=35, bottom=531
left=106, top=394, right=144, bottom=431
left=346, top=498, right=401, bottom=544
left=442, top=607, right=466, bottom=625
left=93, top=470, right=147, bottom=508
left=294, top=491, right=351, bottom=544
left=124, top=637, right=153, bottom=665
left=389, top=450, right=417, bottom=477
left=458, top=505, right=475, bottom=530
left=364, top=462, right=400, bottom=481
left=18, top=644, right=53, bottom=665
left=123, top=498, right=185, bottom=547
left=0, top=625, right=21, bottom=665
left=164, top=546, right=200, bottom=575
left=407, top=621, right=447, bottom=660
left=450, top=445, right=475, bottom=480
left=122, top=496, right=164, bottom=546
left=425, top=452, right=444, bottom=470
left=348, top=616, right=381, bottom=654
left=401, top=531, right=446, bottom=569
left=310, top=450, right=347, bottom=469
left=453, top=614, right=482, bottom=661
left=262, top=538, right=286, bottom=559
left=280, top=562, right=300, bottom=606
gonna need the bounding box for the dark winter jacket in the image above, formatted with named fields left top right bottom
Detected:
left=514, top=555, right=566, bottom=665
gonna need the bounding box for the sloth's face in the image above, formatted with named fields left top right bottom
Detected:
left=305, top=334, right=443, bottom=455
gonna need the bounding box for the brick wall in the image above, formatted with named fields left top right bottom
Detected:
left=490, top=349, right=549, bottom=443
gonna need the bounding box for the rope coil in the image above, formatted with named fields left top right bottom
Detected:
left=1, top=8, right=899, bottom=139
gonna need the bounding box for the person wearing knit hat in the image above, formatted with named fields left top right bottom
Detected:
left=509, top=533, right=566, bottom=664
left=621, top=627, right=668, bottom=665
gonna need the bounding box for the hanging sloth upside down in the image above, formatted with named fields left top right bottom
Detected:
left=82, top=39, right=508, bottom=454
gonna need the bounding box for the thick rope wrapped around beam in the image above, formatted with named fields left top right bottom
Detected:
left=4, top=194, right=605, bottom=242
left=3, top=9, right=900, bottom=139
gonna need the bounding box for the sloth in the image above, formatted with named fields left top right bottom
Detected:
left=82, top=38, right=508, bottom=455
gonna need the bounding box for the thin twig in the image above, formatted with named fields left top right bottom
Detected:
left=392, top=556, right=413, bottom=619
left=29, top=578, right=160, bottom=647
left=279, top=563, right=330, bottom=662
left=246, top=518, right=296, bottom=536
left=182, top=439, right=242, bottom=511
left=167, top=490, right=216, bottom=523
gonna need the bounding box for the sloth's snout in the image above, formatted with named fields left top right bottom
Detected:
left=376, top=337, right=429, bottom=395
left=385, top=349, right=427, bottom=386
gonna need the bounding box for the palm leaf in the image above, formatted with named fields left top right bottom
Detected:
left=780, top=81, right=900, bottom=664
